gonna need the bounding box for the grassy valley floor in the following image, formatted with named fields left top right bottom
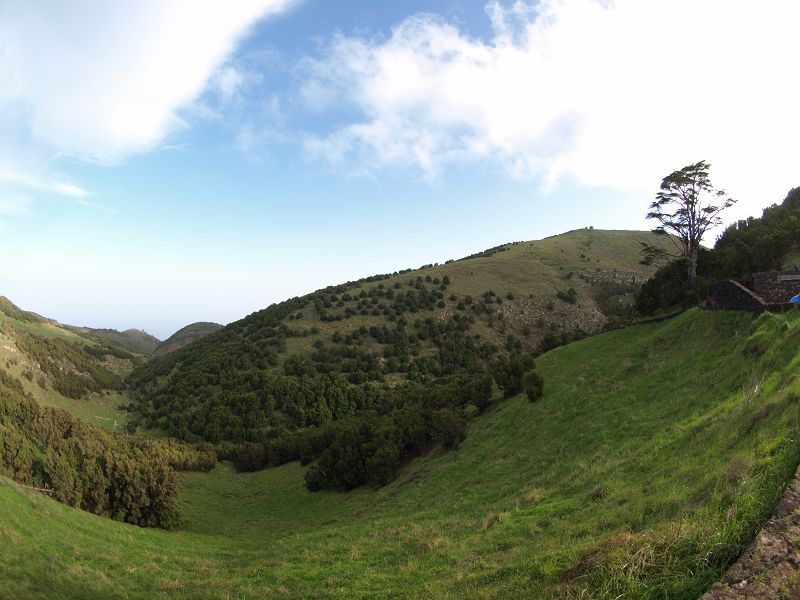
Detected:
left=3, top=308, right=800, bottom=598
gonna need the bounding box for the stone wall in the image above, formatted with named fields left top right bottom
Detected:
left=707, top=280, right=770, bottom=313
left=751, top=271, right=800, bottom=304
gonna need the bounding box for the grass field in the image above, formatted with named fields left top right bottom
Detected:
left=3, top=307, right=800, bottom=598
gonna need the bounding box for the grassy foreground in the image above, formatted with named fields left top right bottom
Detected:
left=3, top=308, right=800, bottom=598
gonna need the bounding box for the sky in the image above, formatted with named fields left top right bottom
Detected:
left=0, top=0, right=798, bottom=339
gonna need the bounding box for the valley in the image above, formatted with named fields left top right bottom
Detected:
left=3, top=307, right=800, bottom=597
left=2, top=4, right=794, bottom=598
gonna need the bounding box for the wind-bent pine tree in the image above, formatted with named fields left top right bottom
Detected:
left=643, top=160, right=736, bottom=281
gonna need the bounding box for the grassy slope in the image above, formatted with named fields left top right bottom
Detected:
left=0, top=298, right=132, bottom=432
left=3, top=307, right=800, bottom=598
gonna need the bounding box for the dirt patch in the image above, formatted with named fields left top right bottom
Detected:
left=702, top=466, right=800, bottom=599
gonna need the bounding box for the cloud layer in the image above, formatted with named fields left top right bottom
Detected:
left=303, top=0, right=800, bottom=208
left=0, top=0, right=292, bottom=164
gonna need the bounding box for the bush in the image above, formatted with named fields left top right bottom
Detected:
left=524, top=370, right=544, bottom=402
left=635, top=257, right=710, bottom=315
left=492, top=352, right=536, bottom=398
left=557, top=288, right=578, bottom=304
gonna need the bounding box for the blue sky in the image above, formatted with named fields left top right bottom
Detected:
left=1, top=0, right=798, bottom=339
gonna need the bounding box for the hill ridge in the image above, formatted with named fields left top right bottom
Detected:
left=127, top=228, right=673, bottom=441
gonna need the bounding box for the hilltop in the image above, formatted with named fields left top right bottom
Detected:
left=127, top=228, right=673, bottom=441
left=155, top=322, right=223, bottom=355
left=3, top=308, right=800, bottom=597
left=76, top=327, right=161, bottom=354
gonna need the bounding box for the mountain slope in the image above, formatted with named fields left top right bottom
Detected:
left=0, top=296, right=139, bottom=431
left=3, top=308, right=800, bottom=598
left=127, top=229, right=673, bottom=441
left=154, top=322, right=222, bottom=355
left=77, top=327, right=161, bottom=354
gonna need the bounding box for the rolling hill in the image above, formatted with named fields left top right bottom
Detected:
left=76, top=326, right=161, bottom=354
left=127, top=228, right=674, bottom=441
left=154, top=322, right=223, bottom=355
left=3, top=307, right=799, bottom=598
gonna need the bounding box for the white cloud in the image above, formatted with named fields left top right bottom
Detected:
left=0, top=0, right=294, bottom=164
left=214, top=66, right=248, bottom=104
left=302, top=0, right=800, bottom=213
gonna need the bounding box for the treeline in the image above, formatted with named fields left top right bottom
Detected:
left=223, top=357, right=541, bottom=492
left=0, top=369, right=214, bottom=528
left=637, top=187, right=800, bottom=313
left=130, top=371, right=382, bottom=442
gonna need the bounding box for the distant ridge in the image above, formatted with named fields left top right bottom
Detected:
left=0, top=296, right=48, bottom=324
left=83, top=327, right=161, bottom=354
left=155, top=322, right=223, bottom=355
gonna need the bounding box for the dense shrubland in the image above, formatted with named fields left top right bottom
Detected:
left=0, top=369, right=214, bottom=528
left=127, top=276, right=504, bottom=442
left=221, top=371, right=502, bottom=491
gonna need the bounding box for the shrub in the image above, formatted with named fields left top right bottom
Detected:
left=492, top=352, right=536, bottom=398
left=557, top=288, right=578, bottom=304
left=524, top=370, right=544, bottom=402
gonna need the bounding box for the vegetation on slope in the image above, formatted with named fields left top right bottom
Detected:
left=154, top=322, right=223, bottom=355
left=3, top=308, right=800, bottom=597
left=76, top=327, right=161, bottom=355
left=0, top=296, right=145, bottom=431
left=127, top=229, right=671, bottom=442
left=0, top=369, right=214, bottom=528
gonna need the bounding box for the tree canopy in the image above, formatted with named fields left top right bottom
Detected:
left=644, top=161, right=736, bottom=281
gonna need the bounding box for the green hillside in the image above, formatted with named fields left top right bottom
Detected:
left=127, top=229, right=672, bottom=441
left=154, top=322, right=223, bottom=355
left=0, top=296, right=139, bottom=432
left=3, top=308, right=800, bottom=598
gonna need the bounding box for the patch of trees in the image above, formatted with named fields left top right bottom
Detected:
left=223, top=373, right=494, bottom=491
left=0, top=370, right=214, bottom=528
left=491, top=352, right=537, bottom=397
left=129, top=368, right=381, bottom=442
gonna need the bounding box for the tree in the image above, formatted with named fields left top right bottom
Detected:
left=491, top=352, right=536, bottom=398
left=644, top=161, right=736, bottom=281
left=523, top=370, right=544, bottom=403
